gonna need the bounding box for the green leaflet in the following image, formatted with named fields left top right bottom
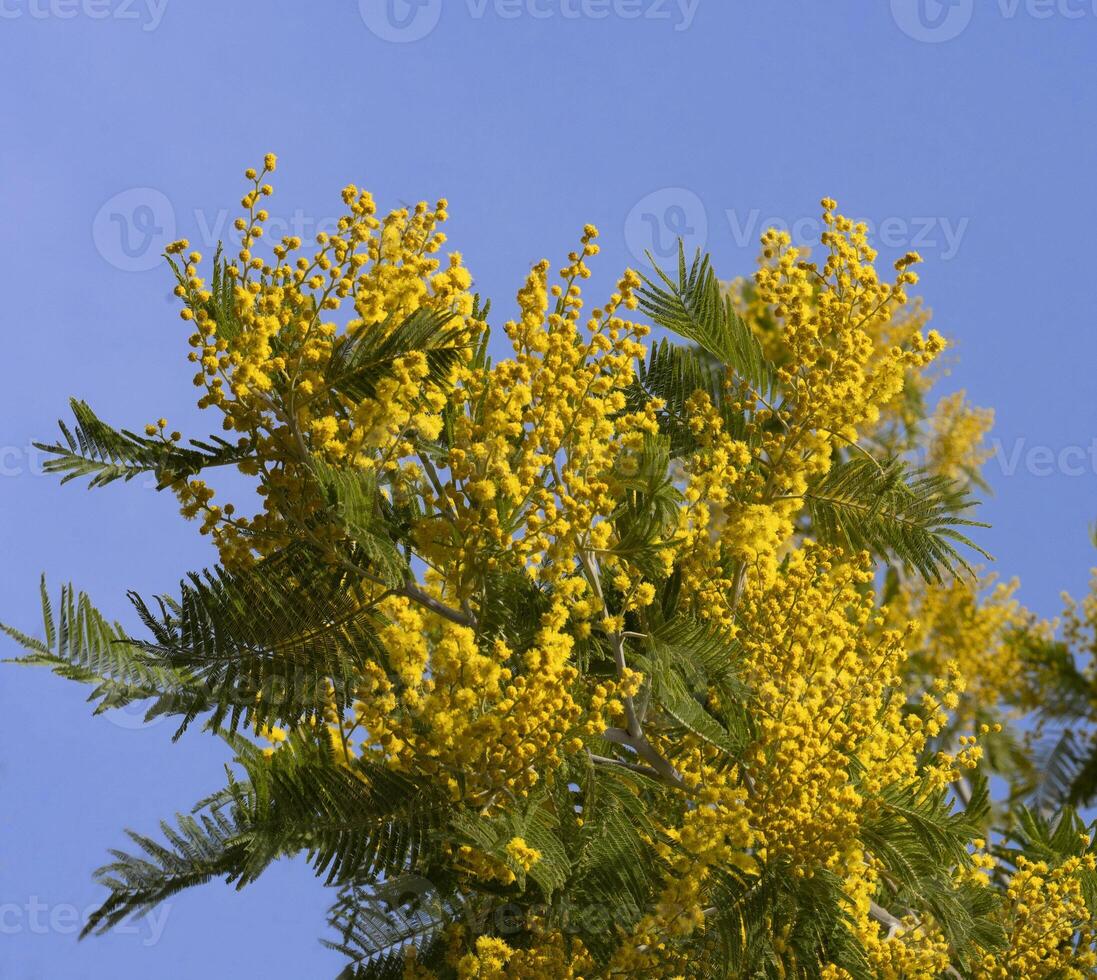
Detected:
left=804, top=455, right=991, bottom=581
left=637, top=242, right=777, bottom=402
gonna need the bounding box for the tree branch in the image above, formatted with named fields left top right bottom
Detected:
left=603, top=727, right=686, bottom=790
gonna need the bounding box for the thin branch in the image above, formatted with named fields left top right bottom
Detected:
left=868, top=899, right=905, bottom=940
left=401, top=583, right=476, bottom=629
left=589, top=754, right=669, bottom=784
left=603, top=727, right=686, bottom=790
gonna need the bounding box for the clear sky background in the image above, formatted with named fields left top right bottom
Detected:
left=1, top=1, right=1096, bottom=975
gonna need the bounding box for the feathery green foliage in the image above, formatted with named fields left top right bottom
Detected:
left=803, top=455, right=991, bottom=582
left=637, top=243, right=776, bottom=401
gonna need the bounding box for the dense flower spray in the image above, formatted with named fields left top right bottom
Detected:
left=8, top=158, right=1097, bottom=978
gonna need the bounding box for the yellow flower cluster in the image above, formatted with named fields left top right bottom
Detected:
left=403, top=930, right=595, bottom=980
left=606, top=802, right=754, bottom=977
left=736, top=545, right=974, bottom=865
left=146, top=169, right=1093, bottom=975
left=163, top=166, right=694, bottom=823
left=604, top=546, right=989, bottom=977
left=753, top=203, right=944, bottom=449
left=675, top=202, right=949, bottom=632
left=168, top=158, right=477, bottom=568
left=437, top=836, right=544, bottom=891
left=674, top=388, right=781, bottom=622
left=827, top=855, right=954, bottom=980
left=349, top=596, right=615, bottom=803
left=1063, top=569, right=1097, bottom=674
left=503, top=837, right=541, bottom=873
left=975, top=853, right=1097, bottom=978
left=731, top=266, right=937, bottom=442
left=893, top=571, right=1042, bottom=715
left=926, top=389, right=995, bottom=484
left=421, top=232, right=657, bottom=605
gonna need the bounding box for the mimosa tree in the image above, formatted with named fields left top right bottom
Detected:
left=7, top=158, right=1097, bottom=978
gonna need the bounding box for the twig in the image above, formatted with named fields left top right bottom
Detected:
left=603, top=727, right=686, bottom=790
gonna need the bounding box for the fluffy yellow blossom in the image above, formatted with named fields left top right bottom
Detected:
left=410, top=930, right=595, bottom=980
left=926, top=389, right=995, bottom=484
left=503, top=837, right=541, bottom=872
left=893, top=571, right=1044, bottom=715
left=975, top=854, right=1097, bottom=978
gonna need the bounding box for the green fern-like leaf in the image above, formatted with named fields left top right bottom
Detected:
left=326, top=881, right=448, bottom=979
left=83, top=808, right=253, bottom=938
left=803, top=456, right=990, bottom=581
left=326, top=307, right=471, bottom=405
left=36, top=398, right=252, bottom=489
left=637, top=243, right=777, bottom=400
left=859, top=778, right=1005, bottom=965
left=126, top=545, right=385, bottom=734
left=626, top=340, right=746, bottom=456
left=310, top=462, right=409, bottom=589
left=2, top=577, right=201, bottom=722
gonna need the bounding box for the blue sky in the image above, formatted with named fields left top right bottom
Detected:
left=1, top=1, right=1095, bottom=975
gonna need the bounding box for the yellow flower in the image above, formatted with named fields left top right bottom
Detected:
left=504, top=836, right=541, bottom=872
